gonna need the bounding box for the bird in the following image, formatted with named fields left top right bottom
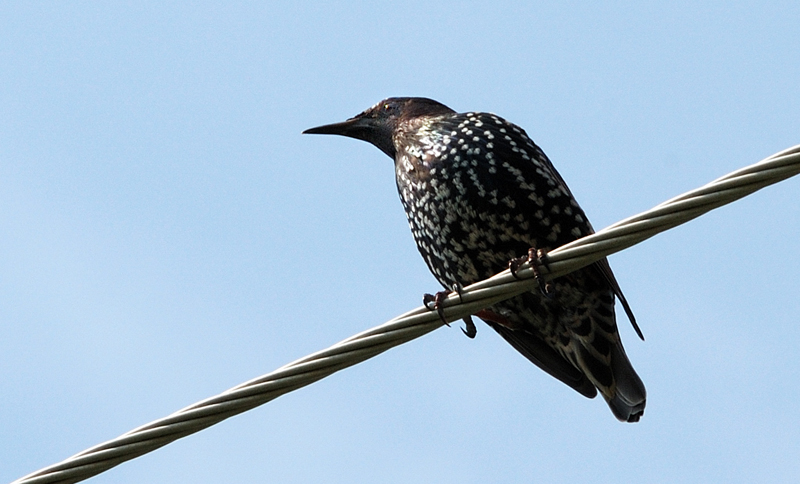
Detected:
left=303, top=97, right=646, bottom=422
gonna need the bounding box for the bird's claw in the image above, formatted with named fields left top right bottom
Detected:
left=425, top=284, right=477, bottom=338
left=461, top=315, right=477, bottom=338
left=508, top=247, right=553, bottom=298
left=423, top=291, right=450, bottom=326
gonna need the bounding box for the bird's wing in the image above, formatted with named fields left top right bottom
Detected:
left=523, top=138, right=644, bottom=341
left=483, top=319, right=598, bottom=399
left=592, top=258, right=644, bottom=340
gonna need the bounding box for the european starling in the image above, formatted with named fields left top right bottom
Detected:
left=304, top=97, right=646, bottom=422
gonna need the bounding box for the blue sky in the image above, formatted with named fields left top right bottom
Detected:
left=2, top=2, right=799, bottom=483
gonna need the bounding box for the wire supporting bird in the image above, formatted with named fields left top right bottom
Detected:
left=304, top=97, right=646, bottom=422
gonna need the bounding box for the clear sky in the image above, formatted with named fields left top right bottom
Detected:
left=2, top=2, right=799, bottom=483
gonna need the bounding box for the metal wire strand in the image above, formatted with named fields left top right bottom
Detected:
left=12, top=144, right=800, bottom=484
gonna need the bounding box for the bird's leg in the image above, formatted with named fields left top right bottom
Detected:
left=474, top=308, right=523, bottom=330
left=423, top=291, right=451, bottom=326
left=508, top=247, right=553, bottom=298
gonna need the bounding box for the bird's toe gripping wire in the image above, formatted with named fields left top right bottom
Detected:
left=424, top=284, right=477, bottom=338
left=508, top=247, right=553, bottom=298
left=423, top=291, right=451, bottom=326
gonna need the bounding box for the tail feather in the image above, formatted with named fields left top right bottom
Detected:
left=480, top=282, right=646, bottom=422
left=605, top=342, right=646, bottom=422
left=573, top=292, right=647, bottom=423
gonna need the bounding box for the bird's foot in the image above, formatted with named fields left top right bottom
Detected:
left=508, top=247, right=553, bottom=298
left=423, top=291, right=451, bottom=326
left=424, top=284, right=475, bottom=335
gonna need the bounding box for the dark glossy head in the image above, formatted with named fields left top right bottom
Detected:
left=303, top=97, right=455, bottom=158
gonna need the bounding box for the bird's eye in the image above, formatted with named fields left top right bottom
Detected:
left=384, top=104, right=392, bottom=111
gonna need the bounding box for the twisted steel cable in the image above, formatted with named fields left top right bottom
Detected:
left=12, top=144, right=800, bottom=484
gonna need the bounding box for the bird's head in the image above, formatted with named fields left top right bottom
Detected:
left=303, top=97, right=455, bottom=158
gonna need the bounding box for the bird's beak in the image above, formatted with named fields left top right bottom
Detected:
left=302, top=117, right=372, bottom=137
left=303, top=114, right=396, bottom=159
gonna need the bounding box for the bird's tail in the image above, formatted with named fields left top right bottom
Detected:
left=605, top=342, right=646, bottom=422
left=570, top=291, right=646, bottom=423
left=479, top=284, right=646, bottom=422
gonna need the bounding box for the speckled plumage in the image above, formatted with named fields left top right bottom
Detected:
left=304, top=97, right=646, bottom=422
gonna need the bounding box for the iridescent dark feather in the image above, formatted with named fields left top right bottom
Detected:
left=304, top=97, right=646, bottom=422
